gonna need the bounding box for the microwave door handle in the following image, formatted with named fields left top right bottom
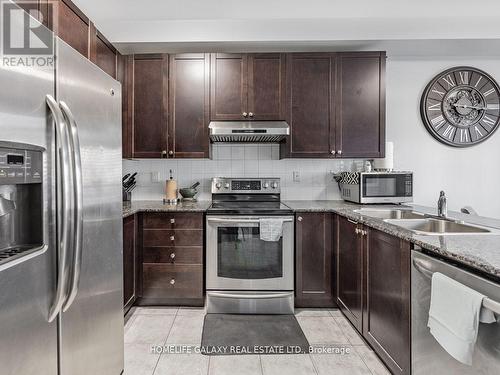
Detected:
left=59, top=102, right=84, bottom=312
left=46, top=95, right=74, bottom=323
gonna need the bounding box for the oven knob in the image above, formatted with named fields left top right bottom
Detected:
left=271, top=182, right=278, bottom=189
left=224, top=183, right=230, bottom=189
left=215, top=182, right=221, bottom=189
left=263, top=182, right=269, bottom=189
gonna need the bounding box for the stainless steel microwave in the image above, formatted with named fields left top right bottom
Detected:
left=339, top=171, right=413, bottom=204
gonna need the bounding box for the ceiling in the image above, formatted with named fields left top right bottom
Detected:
left=73, top=0, right=500, bottom=56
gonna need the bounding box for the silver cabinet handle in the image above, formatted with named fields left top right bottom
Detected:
left=330, top=150, right=336, bottom=155
left=170, top=253, right=176, bottom=260
left=170, top=279, right=176, bottom=285
left=59, top=101, right=83, bottom=313
left=170, top=218, right=175, bottom=224
left=297, top=216, right=303, bottom=222
left=355, top=228, right=360, bottom=234
left=46, top=95, right=74, bottom=322
left=168, top=150, right=174, bottom=156
left=248, top=112, right=254, bottom=118
left=337, top=150, right=343, bottom=155
left=242, top=112, right=248, bottom=118
left=161, top=150, right=167, bottom=157
left=170, top=235, right=175, bottom=241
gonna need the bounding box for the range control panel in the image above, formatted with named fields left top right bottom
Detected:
left=0, top=144, right=43, bottom=184
left=211, top=177, right=280, bottom=194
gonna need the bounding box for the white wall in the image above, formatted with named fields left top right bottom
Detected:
left=123, top=56, right=500, bottom=219
left=386, top=57, right=500, bottom=219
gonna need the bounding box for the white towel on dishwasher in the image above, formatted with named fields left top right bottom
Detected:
left=427, top=272, right=495, bottom=365
left=259, top=218, right=284, bottom=242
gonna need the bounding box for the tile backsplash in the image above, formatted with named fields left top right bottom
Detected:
left=123, top=144, right=358, bottom=201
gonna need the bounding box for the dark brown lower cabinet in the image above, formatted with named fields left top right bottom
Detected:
left=295, top=213, right=335, bottom=307
left=138, top=213, right=204, bottom=306
left=364, top=229, right=411, bottom=375
left=336, top=215, right=364, bottom=332
left=123, top=214, right=137, bottom=314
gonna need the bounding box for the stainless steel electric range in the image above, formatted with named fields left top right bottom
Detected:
left=206, top=177, right=294, bottom=314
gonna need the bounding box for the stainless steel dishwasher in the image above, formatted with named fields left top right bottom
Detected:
left=411, top=251, right=500, bottom=374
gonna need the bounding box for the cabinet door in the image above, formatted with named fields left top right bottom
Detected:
left=248, top=53, right=286, bottom=120
left=336, top=52, right=386, bottom=158
left=336, top=216, right=364, bottom=331
left=55, top=0, right=90, bottom=58
left=295, top=213, right=334, bottom=307
left=90, top=27, right=117, bottom=78
left=123, top=215, right=136, bottom=313
left=284, top=53, right=335, bottom=158
left=131, top=54, right=168, bottom=158
left=118, top=54, right=132, bottom=158
left=364, top=229, right=410, bottom=375
left=210, top=53, right=248, bottom=120
left=168, top=53, right=210, bottom=158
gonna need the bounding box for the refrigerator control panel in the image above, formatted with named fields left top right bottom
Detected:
left=0, top=144, right=43, bottom=184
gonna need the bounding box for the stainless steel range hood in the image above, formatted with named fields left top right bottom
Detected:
left=209, top=121, right=289, bottom=143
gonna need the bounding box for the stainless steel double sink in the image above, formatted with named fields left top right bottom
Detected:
left=353, top=208, right=493, bottom=235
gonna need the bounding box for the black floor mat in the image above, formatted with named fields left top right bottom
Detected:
left=200, top=314, right=310, bottom=355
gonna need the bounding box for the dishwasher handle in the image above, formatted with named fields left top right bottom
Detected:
left=412, top=257, right=500, bottom=315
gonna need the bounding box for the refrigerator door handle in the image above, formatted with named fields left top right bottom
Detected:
left=46, top=95, right=74, bottom=323
left=59, top=101, right=84, bottom=312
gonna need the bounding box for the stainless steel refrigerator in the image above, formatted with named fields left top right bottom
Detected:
left=0, top=6, right=124, bottom=375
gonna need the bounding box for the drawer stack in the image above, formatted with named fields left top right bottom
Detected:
left=139, top=212, right=204, bottom=306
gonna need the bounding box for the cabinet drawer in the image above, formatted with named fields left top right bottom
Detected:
left=143, top=229, right=203, bottom=247
left=142, top=213, right=203, bottom=229
left=142, top=264, right=203, bottom=299
left=143, top=246, right=202, bottom=264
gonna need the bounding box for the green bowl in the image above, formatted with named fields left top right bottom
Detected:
left=179, top=188, right=197, bottom=199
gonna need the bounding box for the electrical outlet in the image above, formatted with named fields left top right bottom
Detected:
left=293, top=171, right=300, bottom=182
left=151, top=171, right=160, bottom=183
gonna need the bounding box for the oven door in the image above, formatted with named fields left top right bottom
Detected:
left=206, top=216, right=294, bottom=291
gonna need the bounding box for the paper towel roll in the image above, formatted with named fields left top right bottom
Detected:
left=165, top=179, right=178, bottom=202
left=373, top=142, right=394, bottom=171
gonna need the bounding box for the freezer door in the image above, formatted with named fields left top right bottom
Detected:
left=56, top=39, right=124, bottom=375
left=0, top=7, right=58, bottom=375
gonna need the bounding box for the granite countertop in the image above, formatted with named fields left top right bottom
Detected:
left=284, top=200, right=500, bottom=279
left=123, top=199, right=500, bottom=279
left=123, top=200, right=212, bottom=218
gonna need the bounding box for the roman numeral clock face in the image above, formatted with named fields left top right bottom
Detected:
left=421, top=67, right=500, bottom=147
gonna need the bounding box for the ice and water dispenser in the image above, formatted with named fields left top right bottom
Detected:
left=0, top=142, right=44, bottom=265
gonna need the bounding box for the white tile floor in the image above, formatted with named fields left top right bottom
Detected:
left=124, top=307, right=390, bottom=375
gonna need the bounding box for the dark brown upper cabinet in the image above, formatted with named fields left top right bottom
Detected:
left=210, top=53, right=286, bottom=121
left=336, top=215, right=364, bottom=332
left=168, top=53, right=210, bottom=158
left=295, top=213, right=335, bottom=308
left=283, top=53, right=336, bottom=158
left=248, top=54, right=286, bottom=120
left=130, top=54, right=169, bottom=158
left=118, top=54, right=132, bottom=159
left=90, top=25, right=118, bottom=79
left=336, top=52, right=386, bottom=158
left=364, top=229, right=411, bottom=375
left=54, top=0, right=91, bottom=58
left=282, top=52, right=385, bottom=159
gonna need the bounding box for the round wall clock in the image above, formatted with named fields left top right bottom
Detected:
left=420, top=66, right=500, bottom=147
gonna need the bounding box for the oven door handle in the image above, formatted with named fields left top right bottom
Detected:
left=207, top=218, right=293, bottom=224
left=208, top=292, right=293, bottom=299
